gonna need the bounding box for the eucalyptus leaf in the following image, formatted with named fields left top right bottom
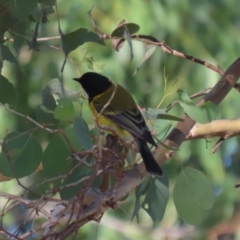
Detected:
left=124, top=28, right=134, bottom=61
left=42, top=134, right=72, bottom=186
left=173, top=167, right=213, bottom=225
left=36, top=88, right=58, bottom=125
left=0, top=75, right=17, bottom=107
left=73, top=117, right=93, bottom=150
left=132, top=169, right=169, bottom=222
left=147, top=108, right=182, bottom=121
left=0, top=132, right=42, bottom=178
left=60, top=28, right=105, bottom=56
left=133, top=45, right=157, bottom=76
left=111, top=23, right=140, bottom=37
left=54, top=98, right=75, bottom=120
left=142, top=175, right=169, bottom=222
left=10, top=0, right=38, bottom=20
left=178, top=89, right=218, bottom=123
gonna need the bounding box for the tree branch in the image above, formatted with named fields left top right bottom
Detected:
left=186, top=119, right=240, bottom=141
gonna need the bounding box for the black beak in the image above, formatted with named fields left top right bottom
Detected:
left=73, top=78, right=79, bottom=81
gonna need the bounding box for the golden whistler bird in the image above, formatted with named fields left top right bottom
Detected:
left=73, top=72, right=162, bottom=176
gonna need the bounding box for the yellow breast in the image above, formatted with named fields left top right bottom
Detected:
left=89, top=101, right=130, bottom=138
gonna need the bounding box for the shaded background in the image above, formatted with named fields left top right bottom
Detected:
left=1, top=0, right=240, bottom=239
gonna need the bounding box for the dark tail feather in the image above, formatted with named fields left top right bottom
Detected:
left=137, top=139, right=163, bottom=177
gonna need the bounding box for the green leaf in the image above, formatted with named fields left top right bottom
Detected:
left=59, top=161, right=91, bottom=200
left=142, top=175, right=169, bottom=222
left=0, top=132, right=43, bottom=178
left=124, top=28, right=134, bottom=61
left=42, top=134, right=72, bottom=186
left=0, top=44, right=18, bottom=68
left=36, top=88, right=58, bottom=125
left=0, top=4, right=18, bottom=39
left=154, top=120, right=172, bottom=140
left=133, top=45, right=157, bottom=76
left=178, top=89, right=218, bottom=123
left=42, top=88, right=57, bottom=110
left=12, top=21, right=28, bottom=51
left=25, top=171, right=52, bottom=200
left=132, top=171, right=169, bottom=222
left=54, top=98, right=75, bottom=120
left=173, top=167, right=213, bottom=225
left=132, top=179, right=150, bottom=222
left=36, top=105, right=58, bottom=125
left=60, top=28, right=105, bottom=57
left=147, top=108, right=183, bottom=121
left=156, top=113, right=183, bottom=121
left=30, top=6, right=42, bottom=22
left=200, top=101, right=219, bottom=123
left=29, top=21, right=40, bottom=50
left=111, top=23, right=140, bottom=37
left=9, top=0, right=38, bottom=20
left=0, top=75, right=17, bottom=107
left=42, top=133, right=91, bottom=200
left=73, top=117, right=93, bottom=150
left=64, top=127, right=82, bottom=151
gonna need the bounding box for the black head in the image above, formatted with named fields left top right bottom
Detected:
left=73, top=72, right=112, bottom=101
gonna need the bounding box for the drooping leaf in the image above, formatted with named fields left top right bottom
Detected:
left=124, top=28, right=134, bottom=61
left=73, top=117, right=93, bottom=150
left=0, top=75, right=17, bottom=107
left=54, top=98, right=75, bottom=120
left=29, top=21, right=40, bottom=50
left=133, top=45, right=157, bottom=76
left=132, top=169, right=169, bottom=222
left=173, top=167, right=213, bottom=225
left=132, top=179, right=149, bottom=223
left=142, top=174, right=169, bottom=222
left=0, top=132, right=43, bottom=178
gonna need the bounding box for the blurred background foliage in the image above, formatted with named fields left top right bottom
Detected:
left=1, top=0, right=240, bottom=239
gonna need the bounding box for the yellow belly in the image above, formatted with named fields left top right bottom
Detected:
left=89, top=102, right=130, bottom=138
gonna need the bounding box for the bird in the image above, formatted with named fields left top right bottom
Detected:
left=73, top=72, right=162, bottom=176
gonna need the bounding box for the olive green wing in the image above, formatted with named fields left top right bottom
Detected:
left=93, top=93, right=156, bottom=146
